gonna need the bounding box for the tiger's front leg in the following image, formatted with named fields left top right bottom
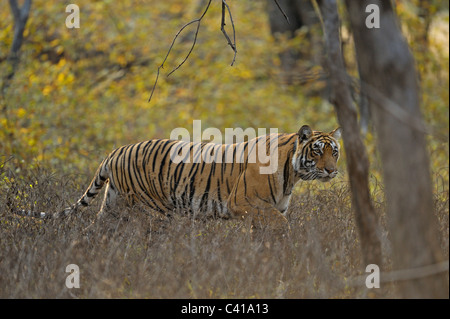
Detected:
left=227, top=170, right=290, bottom=233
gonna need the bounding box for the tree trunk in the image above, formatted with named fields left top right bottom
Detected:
left=345, top=0, right=448, bottom=298
left=317, top=0, right=382, bottom=268
left=1, top=0, right=32, bottom=156
left=3, top=0, right=32, bottom=94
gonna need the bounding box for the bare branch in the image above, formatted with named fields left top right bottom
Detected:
left=166, top=20, right=202, bottom=77
left=221, top=0, right=237, bottom=66
left=148, top=0, right=241, bottom=102
left=148, top=0, right=212, bottom=102
left=359, top=78, right=430, bottom=135
left=148, top=67, right=162, bottom=104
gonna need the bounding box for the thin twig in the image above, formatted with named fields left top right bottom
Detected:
left=166, top=21, right=202, bottom=77
left=221, top=0, right=237, bottom=66
left=148, top=67, right=161, bottom=103
left=359, top=78, right=430, bottom=135
left=148, top=0, right=212, bottom=102
left=273, top=0, right=290, bottom=24
left=167, top=0, right=214, bottom=77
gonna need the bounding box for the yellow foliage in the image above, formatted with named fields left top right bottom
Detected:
left=17, top=108, right=27, bottom=119
left=42, top=85, right=52, bottom=96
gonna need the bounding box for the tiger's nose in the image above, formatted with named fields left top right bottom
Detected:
left=325, top=167, right=335, bottom=174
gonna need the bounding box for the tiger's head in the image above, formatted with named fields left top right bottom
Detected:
left=292, top=125, right=342, bottom=182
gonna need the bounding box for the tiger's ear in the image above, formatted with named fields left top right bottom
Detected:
left=297, top=125, right=313, bottom=142
left=330, top=127, right=342, bottom=140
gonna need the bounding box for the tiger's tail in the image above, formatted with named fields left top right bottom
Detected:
left=15, top=159, right=109, bottom=219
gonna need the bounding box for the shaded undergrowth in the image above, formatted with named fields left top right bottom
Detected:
left=0, top=165, right=448, bottom=298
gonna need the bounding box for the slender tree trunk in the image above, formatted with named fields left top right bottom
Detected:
left=345, top=0, right=448, bottom=298
left=7, top=0, right=32, bottom=73
left=1, top=0, right=32, bottom=157
left=317, top=0, right=382, bottom=268
left=3, top=0, right=32, bottom=96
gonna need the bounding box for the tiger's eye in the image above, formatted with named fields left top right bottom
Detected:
left=312, top=146, right=321, bottom=155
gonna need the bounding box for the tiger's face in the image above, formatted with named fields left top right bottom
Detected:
left=292, top=125, right=342, bottom=182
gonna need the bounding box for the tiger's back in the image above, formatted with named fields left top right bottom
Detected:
left=99, top=133, right=295, bottom=218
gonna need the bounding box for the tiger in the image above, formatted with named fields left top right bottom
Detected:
left=22, top=125, right=341, bottom=231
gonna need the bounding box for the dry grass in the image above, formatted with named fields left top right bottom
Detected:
left=0, top=165, right=448, bottom=299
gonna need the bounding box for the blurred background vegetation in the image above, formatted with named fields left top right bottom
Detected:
left=0, top=0, right=448, bottom=194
